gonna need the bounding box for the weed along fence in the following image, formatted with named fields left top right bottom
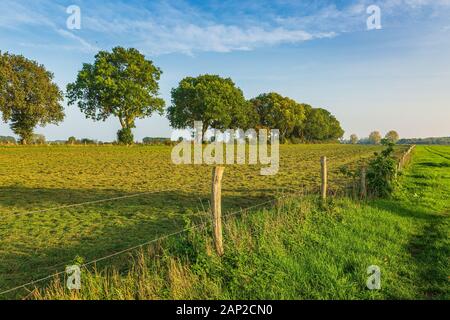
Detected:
left=340, top=144, right=416, bottom=200
left=209, top=145, right=416, bottom=255
left=0, top=145, right=417, bottom=297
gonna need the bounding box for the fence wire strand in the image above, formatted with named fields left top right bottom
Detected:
left=2, top=188, right=177, bottom=218
left=0, top=195, right=283, bottom=297
left=0, top=146, right=418, bottom=297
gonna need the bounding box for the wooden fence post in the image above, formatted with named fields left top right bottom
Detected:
left=320, top=156, right=327, bottom=201
left=211, top=166, right=225, bottom=256
left=360, top=167, right=367, bottom=199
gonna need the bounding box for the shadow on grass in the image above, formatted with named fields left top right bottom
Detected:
left=407, top=217, right=449, bottom=299
left=0, top=185, right=273, bottom=216
left=418, top=161, right=450, bottom=168
left=0, top=186, right=275, bottom=299
left=368, top=199, right=433, bottom=221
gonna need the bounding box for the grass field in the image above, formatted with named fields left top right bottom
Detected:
left=28, top=145, right=449, bottom=300
left=0, top=144, right=384, bottom=298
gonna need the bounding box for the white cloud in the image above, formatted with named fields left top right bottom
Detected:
left=0, top=1, right=53, bottom=28
left=0, top=0, right=98, bottom=53
left=78, top=2, right=337, bottom=55
left=55, top=29, right=99, bottom=53
left=138, top=24, right=335, bottom=55
left=1, top=0, right=450, bottom=56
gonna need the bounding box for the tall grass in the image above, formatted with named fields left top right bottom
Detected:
left=32, top=186, right=448, bottom=300
left=6, top=145, right=446, bottom=300
left=0, top=144, right=385, bottom=293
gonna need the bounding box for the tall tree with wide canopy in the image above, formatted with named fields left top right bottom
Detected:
left=250, top=92, right=306, bottom=142
left=302, top=107, right=344, bottom=142
left=66, top=47, right=165, bottom=144
left=0, top=52, right=64, bottom=144
left=167, top=74, right=256, bottom=137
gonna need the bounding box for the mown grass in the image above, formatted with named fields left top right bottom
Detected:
left=27, top=146, right=450, bottom=299
left=0, top=144, right=384, bottom=298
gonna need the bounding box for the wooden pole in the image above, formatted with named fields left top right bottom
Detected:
left=211, top=166, right=225, bottom=256
left=320, top=156, right=327, bottom=201
left=360, top=167, right=367, bottom=199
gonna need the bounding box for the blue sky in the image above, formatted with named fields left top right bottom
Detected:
left=0, top=0, right=449, bottom=141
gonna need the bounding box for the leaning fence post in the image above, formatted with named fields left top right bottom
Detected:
left=211, top=166, right=225, bottom=256
left=320, top=156, right=327, bottom=201
left=360, top=167, right=367, bottom=199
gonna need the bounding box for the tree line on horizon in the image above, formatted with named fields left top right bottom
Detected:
left=346, top=130, right=400, bottom=145
left=0, top=47, right=345, bottom=145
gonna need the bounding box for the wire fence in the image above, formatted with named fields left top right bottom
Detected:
left=0, top=194, right=282, bottom=297
left=1, top=188, right=177, bottom=219
left=0, top=146, right=416, bottom=298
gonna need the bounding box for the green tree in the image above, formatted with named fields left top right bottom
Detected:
left=80, top=138, right=96, bottom=145
left=369, top=131, right=382, bottom=145
left=167, top=74, right=256, bottom=137
left=142, top=137, right=170, bottom=145
left=67, top=136, right=77, bottom=145
left=385, top=130, right=399, bottom=144
left=327, top=112, right=345, bottom=141
left=31, top=134, right=46, bottom=145
left=66, top=47, right=165, bottom=144
left=0, top=52, right=64, bottom=144
left=0, top=136, right=16, bottom=144
left=302, top=107, right=344, bottom=142
left=350, top=134, right=358, bottom=144
left=250, top=92, right=306, bottom=142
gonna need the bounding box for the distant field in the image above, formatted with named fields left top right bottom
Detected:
left=0, top=144, right=384, bottom=296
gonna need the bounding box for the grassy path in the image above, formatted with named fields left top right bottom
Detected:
left=379, top=145, right=449, bottom=298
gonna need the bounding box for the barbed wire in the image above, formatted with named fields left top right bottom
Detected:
left=0, top=186, right=298, bottom=275
left=1, top=188, right=178, bottom=218
left=0, top=197, right=281, bottom=297
left=0, top=147, right=416, bottom=297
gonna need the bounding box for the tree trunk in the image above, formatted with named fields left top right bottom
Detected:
left=118, top=117, right=126, bottom=129
left=202, top=123, right=209, bottom=142
left=20, top=133, right=32, bottom=145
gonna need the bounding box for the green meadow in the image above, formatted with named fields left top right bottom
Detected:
left=27, top=145, right=449, bottom=300
left=0, top=144, right=383, bottom=297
